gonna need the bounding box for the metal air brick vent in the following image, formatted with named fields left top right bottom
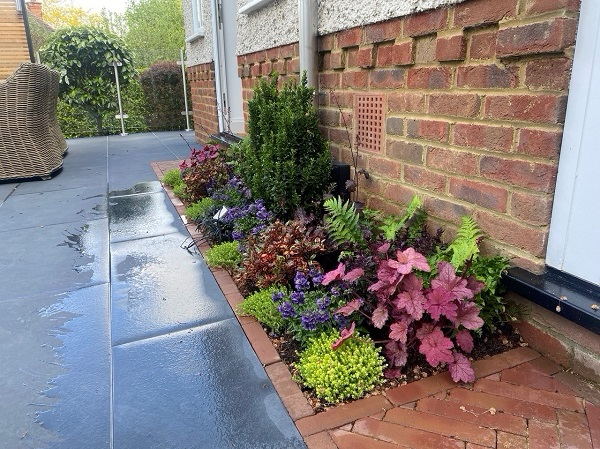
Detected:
left=354, top=93, right=384, bottom=153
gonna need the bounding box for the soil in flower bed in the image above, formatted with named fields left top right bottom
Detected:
left=268, top=322, right=525, bottom=413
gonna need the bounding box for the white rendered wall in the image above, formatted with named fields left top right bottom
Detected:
left=237, top=0, right=299, bottom=56
left=185, top=0, right=468, bottom=65
left=318, top=0, right=466, bottom=36
left=183, top=0, right=215, bottom=66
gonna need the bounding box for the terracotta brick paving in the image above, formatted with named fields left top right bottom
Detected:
left=152, top=160, right=600, bottom=449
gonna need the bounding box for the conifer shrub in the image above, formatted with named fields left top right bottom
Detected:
left=229, top=73, right=332, bottom=219
left=295, top=330, right=385, bottom=403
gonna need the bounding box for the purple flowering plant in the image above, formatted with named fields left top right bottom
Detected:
left=271, top=268, right=357, bottom=346
left=205, top=176, right=273, bottom=241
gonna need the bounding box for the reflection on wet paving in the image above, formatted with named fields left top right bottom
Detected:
left=0, top=132, right=305, bottom=449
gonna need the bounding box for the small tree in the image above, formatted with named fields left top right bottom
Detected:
left=41, top=27, right=136, bottom=134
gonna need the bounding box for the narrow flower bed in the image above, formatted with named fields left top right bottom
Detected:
left=162, top=143, right=517, bottom=406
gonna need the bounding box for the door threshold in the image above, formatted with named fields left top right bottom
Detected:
left=504, top=266, right=600, bottom=335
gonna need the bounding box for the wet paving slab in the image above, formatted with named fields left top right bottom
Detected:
left=112, top=319, right=305, bottom=449
left=0, top=218, right=109, bottom=301
left=108, top=187, right=186, bottom=243
left=0, top=186, right=107, bottom=232
left=110, top=232, right=233, bottom=346
left=0, top=131, right=305, bottom=449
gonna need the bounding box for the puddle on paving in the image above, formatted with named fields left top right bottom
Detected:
left=109, top=181, right=163, bottom=198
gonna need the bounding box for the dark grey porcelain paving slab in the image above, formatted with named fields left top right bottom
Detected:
left=0, top=218, right=109, bottom=301
left=0, top=182, right=18, bottom=202
left=109, top=180, right=164, bottom=197
left=108, top=165, right=169, bottom=192
left=0, top=283, right=111, bottom=449
left=0, top=185, right=107, bottom=231
left=109, top=189, right=185, bottom=243
left=112, top=319, right=306, bottom=449
left=110, top=232, right=233, bottom=346
left=34, top=283, right=111, bottom=449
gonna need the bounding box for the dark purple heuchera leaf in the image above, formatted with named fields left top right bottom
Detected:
left=466, top=276, right=485, bottom=295
left=448, top=351, right=475, bottom=383
left=415, top=322, right=436, bottom=341
left=331, top=322, right=355, bottom=350
left=455, top=329, right=474, bottom=353
left=372, top=305, right=389, bottom=328
left=322, top=262, right=345, bottom=286
left=389, top=321, right=408, bottom=344
left=454, top=302, right=484, bottom=330
left=394, top=289, right=425, bottom=320
left=418, top=328, right=454, bottom=367
left=335, top=298, right=362, bottom=316
left=431, top=261, right=473, bottom=300
left=384, top=340, right=408, bottom=367
left=343, top=267, right=364, bottom=282
left=388, top=248, right=431, bottom=275
left=424, top=286, right=457, bottom=321
left=368, top=259, right=402, bottom=295
left=384, top=367, right=402, bottom=379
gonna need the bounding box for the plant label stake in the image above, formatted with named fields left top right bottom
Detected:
left=110, top=53, right=128, bottom=136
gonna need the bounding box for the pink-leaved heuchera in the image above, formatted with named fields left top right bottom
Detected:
left=327, top=247, right=486, bottom=383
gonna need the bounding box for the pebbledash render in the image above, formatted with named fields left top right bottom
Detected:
left=183, top=0, right=600, bottom=381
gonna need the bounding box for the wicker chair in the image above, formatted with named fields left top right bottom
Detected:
left=0, top=62, right=67, bottom=181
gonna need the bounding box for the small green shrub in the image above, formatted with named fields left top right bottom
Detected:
left=185, top=197, right=215, bottom=221
left=204, top=241, right=242, bottom=271
left=172, top=182, right=187, bottom=199
left=230, top=73, right=332, bottom=219
left=296, top=330, right=385, bottom=403
left=237, top=286, right=286, bottom=332
left=161, top=168, right=182, bottom=187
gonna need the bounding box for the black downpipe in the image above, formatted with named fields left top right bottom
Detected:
left=19, top=0, right=36, bottom=63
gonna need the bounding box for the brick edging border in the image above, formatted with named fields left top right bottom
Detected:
left=150, top=160, right=547, bottom=440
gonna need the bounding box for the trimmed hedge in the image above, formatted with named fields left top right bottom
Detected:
left=140, top=61, right=192, bottom=131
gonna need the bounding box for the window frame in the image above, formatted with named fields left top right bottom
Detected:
left=186, top=0, right=204, bottom=42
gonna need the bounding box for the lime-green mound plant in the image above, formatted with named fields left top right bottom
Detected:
left=161, top=168, right=183, bottom=187
left=237, top=286, right=286, bottom=332
left=172, top=182, right=187, bottom=200
left=296, top=330, right=385, bottom=403
left=185, top=197, right=214, bottom=221
left=204, top=241, right=242, bottom=271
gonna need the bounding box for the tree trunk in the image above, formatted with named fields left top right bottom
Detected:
left=94, top=114, right=104, bottom=135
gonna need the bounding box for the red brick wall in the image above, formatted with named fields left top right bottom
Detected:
left=238, top=43, right=301, bottom=123
left=316, top=0, right=580, bottom=272
left=187, top=62, right=219, bottom=143
left=232, top=0, right=580, bottom=272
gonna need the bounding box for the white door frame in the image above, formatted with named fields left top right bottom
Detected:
left=210, top=0, right=244, bottom=134
left=546, top=0, right=600, bottom=285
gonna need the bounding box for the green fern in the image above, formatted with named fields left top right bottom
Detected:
left=379, top=195, right=423, bottom=241
left=446, top=216, right=482, bottom=269
left=323, top=197, right=364, bottom=247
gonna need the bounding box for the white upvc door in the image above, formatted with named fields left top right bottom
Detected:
left=211, top=0, right=244, bottom=134
left=546, top=0, right=600, bottom=286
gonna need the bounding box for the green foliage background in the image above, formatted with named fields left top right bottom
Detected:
left=41, top=27, right=136, bottom=134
